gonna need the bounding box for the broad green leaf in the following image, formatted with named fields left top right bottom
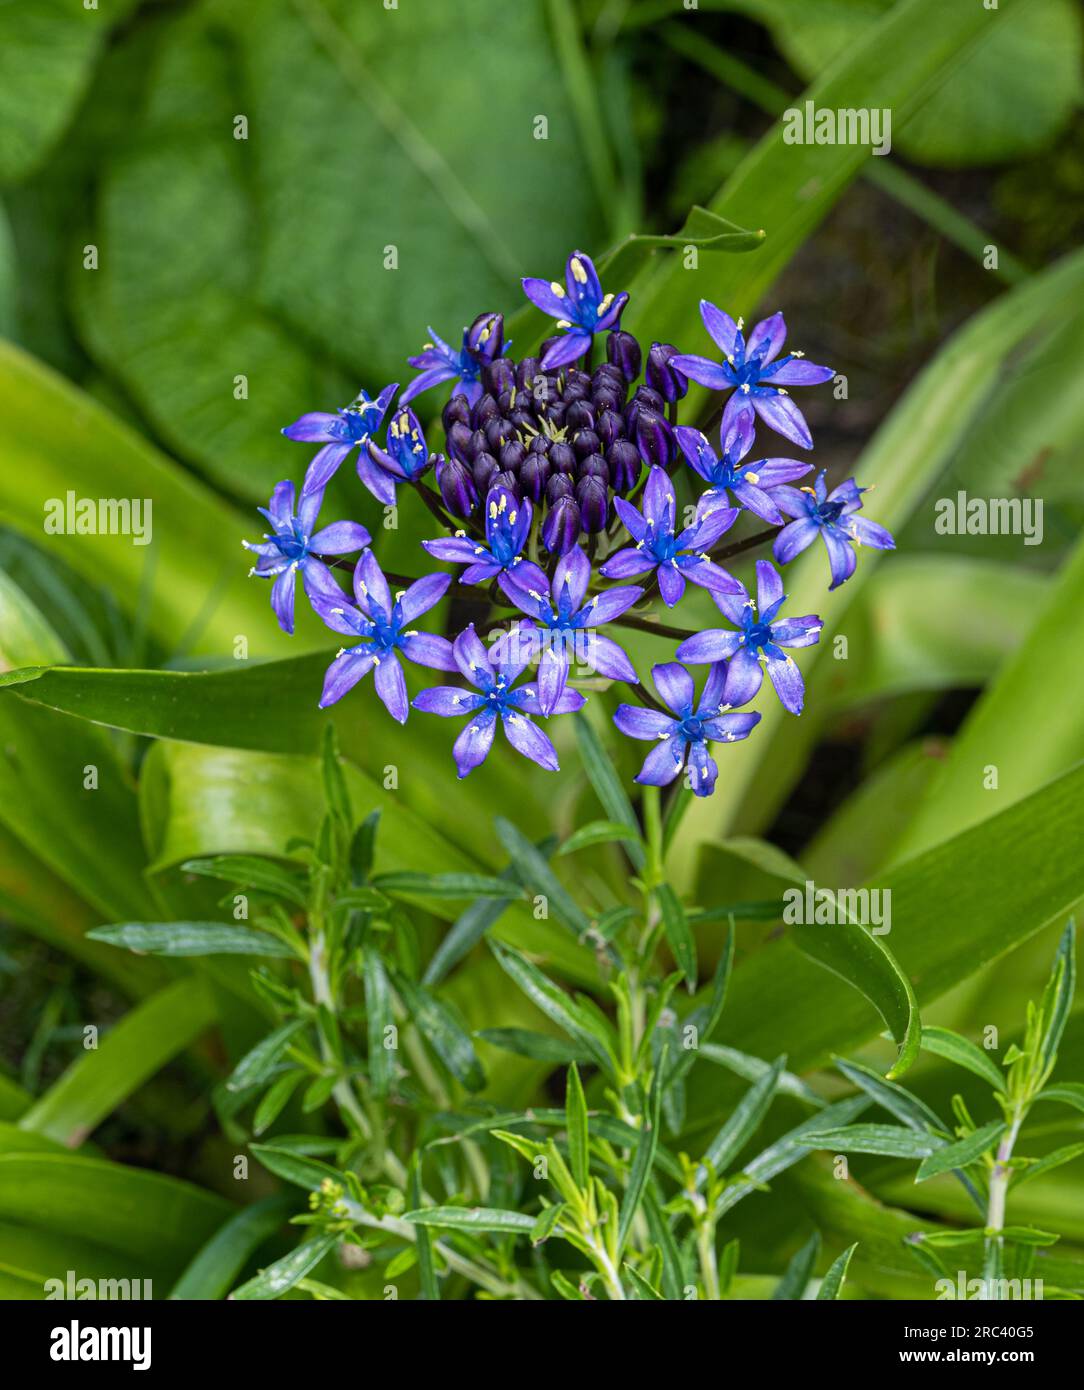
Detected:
left=531, top=1202, right=565, bottom=1246
left=372, top=871, right=524, bottom=901
left=623, top=1263, right=665, bottom=1300
left=816, top=1242, right=858, bottom=1301
left=919, top=1026, right=1007, bottom=1094
left=0, top=1153, right=230, bottom=1280
left=249, top=1145, right=343, bottom=1193
left=18, top=978, right=218, bottom=1148
left=169, top=1195, right=294, bottom=1300
left=833, top=1057, right=946, bottom=1137
left=773, top=1230, right=820, bottom=1301
left=231, top=1233, right=339, bottom=1301
left=402, top=1206, right=534, bottom=1234
left=916, top=1122, right=1008, bottom=1183
left=73, top=0, right=601, bottom=497
left=700, top=1045, right=823, bottom=1108
left=253, top=1072, right=305, bottom=1137
left=802, top=1124, right=942, bottom=1160
left=489, top=942, right=616, bottom=1075
left=88, top=921, right=297, bottom=959
left=1036, top=1083, right=1084, bottom=1115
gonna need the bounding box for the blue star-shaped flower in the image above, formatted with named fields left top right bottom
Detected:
left=676, top=561, right=823, bottom=715
left=599, top=467, right=742, bottom=607
left=674, top=414, right=812, bottom=526
left=282, top=383, right=398, bottom=493
left=367, top=406, right=438, bottom=499
left=311, top=551, right=456, bottom=722
left=422, top=485, right=547, bottom=593
left=522, top=250, right=629, bottom=370
left=772, top=472, right=895, bottom=589
left=413, top=624, right=585, bottom=779
left=613, top=661, right=760, bottom=797
left=671, top=302, right=833, bottom=450
left=498, top=547, right=642, bottom=716
left=400, top=313, right=505, bottom=408
left=243, top=480, right=370, bottom=635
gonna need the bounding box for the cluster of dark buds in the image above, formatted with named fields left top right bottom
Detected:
left=245, top=249, right=894, bottom=793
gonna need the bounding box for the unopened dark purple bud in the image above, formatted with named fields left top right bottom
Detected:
left=482, top=357, right=516, bottom=397
left=529, top=433, right=550, bottom=455
left=497, top=388, right=516, bottom=415
left=566, top=399, right=596, bottom=433
left=597, top=408, right=625, bottom=450
left=472, top=393, right=499, bottom=427
left=515, top=356, right=541, bottom=390
left=473, top=453, right=499, bottom=492
left=572, top=428, right=602, bottom=461
left=485, top=416, right=514, bottom=453
left=549, top=442, right=575, bottom=475
left=491, top=470, right=521, bottom=499
left=499, top=440, right=527, bottom=474
left=576, top=476, right=609, bottom=533
left=592, top=387, right=624, bottom=416
left=546, top=402, right=568, bottom=431
left=467, top=428, right=488, bottom=461
left=646, top=342, right=688, bottom=403
left=447, top=422, right=474, bottom=462
left=542, top=495, right=581, bottom=555
left=442, top=395, right=472, bottom=432
left=438, top=456, right=477, bottom=517
left=567, top=369, right=592, bottom=393
left=633, top=384, right=666, bottom=413
left=606, top=330, right=642, bottom=382
left=561, top=379, right=588, bottom=406
left=577, top=453, right=609, bottom=484
left=546, top=473, right=573, bottom=504
left=607, top=440, right=640, bottom=493
left=635, top=409, right=675, bottom=468
left=520, top=454, right=549, bottom=503
left=509, top=408, right=535, bottom=432
left=467, top=312, right=504, bottom=360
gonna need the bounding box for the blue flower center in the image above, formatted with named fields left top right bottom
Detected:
left=677, top=715, right=705, bottom=740
left=745, top=619, right=773, bottom=649
left=276, top=521, right=309, bottom=562
left=816, top=500, right=844, bottom=525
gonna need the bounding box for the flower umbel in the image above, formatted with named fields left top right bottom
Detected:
left=773, top=472, right=895, bottom=589
left=677, top=560, right=823, bottom=715
left=413, top=624, right=584, bottom=778
left=614, top=662, right=760, bottom=797
left=522, top=250, right=629, bottom=370
left=243, top=480, right=370, bottom=635
left=672, top=302, right=833, bottom=450
left=312, top=551, right=455, bottom=721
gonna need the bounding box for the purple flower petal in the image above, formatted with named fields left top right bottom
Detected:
left=613, top=495, right=648, bottom=541
left=305, top=442, right=353, bottom=492
left=515, top=684, right=585, bottom=716
left=541, top=331, right=592, bottom=370
left=412, top=686, right=482, bottom=717
left=822, top=528, right=858, bottom=589
left=730, top=479, right=784, bottom=524
left=373, top=652, right=409, bottom=723
left=522, top=276, right=570, bottom=319
left=613, top=705, right=675, bottom=740
left=587, top=634, right=638, bottom=683
left=308, top=520, right=371, bottom=555
left=675, top=628, right=741, bottom=664
left=266, top=480, right=296, bottom=530
left=700, top=300, right=741, bottom=357
left=453, top=707, right=497, bottom=778
left=581, top=584, right=644, bottom=625
left=697, top=661, right=730, bottom=714
left=270, top=565, right=297, bottom=634
left=357, top=447, right=398, bottom=506
left=553, top=545, right=591, bottom=612
left=722, top=647, right=763, bottom=706
left=297, top=485, right=326, bottom=535
left=669, top=354, right=732, bottom=392
left=701, top=710, right=761, bottom=742
left=635, top=738, right=686, bottom=787
left=674, top=426, right=716, bottom=483
left=657, top=562, right=686, bottom=607
left=746, top=311, right=787, bottom=365
left=536, top=643, right=571, bottom=716
left=502, top=711, right=560, bottom=772
left=847, top=515, right=896, bottom=551
left=755, top=560, right=784, bottom=615
left=720, top=410, right=756, bottom=465
left=710, top=585, right=751, bottom=626
left=684, top=503, right=738, bottom=551
left=319, top=649, right=375, bottom=707
left=764, top=649, right=805, bottom=714
left=753, top=458, right=813, bottom=487
left=686, top=740, right=719, bottom=797
left=598, top=547, right=656, bottom=581
left=453, top=623, right=495, bottom=686
left=356, top=550, right=392, bottom=615
left=282, top=412, right=339, bottom=443
left=652, top=661, right=695, bottom=716
left=400, top=572, right=451, bottom=622
left=400, top=632, right=456, bottom=671
left=684, top=559, right=742, bottom=595
left=300, top=556, right=345, bottom=605
left=770, top=615, right=823, bottom=648
left=774, top=517, right=820, bottom=566
left=752, top=393, right=813, bottom=450
left=399, top=364, right=456, bottom=406
left=422, top=536, right=479, bottom=565
left=763, top=358, right=834, bottom=386
left=720, top=391, right=757, bottom=444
